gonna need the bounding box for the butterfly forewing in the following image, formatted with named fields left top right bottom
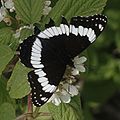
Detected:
left=19, top=14, right=107, bottom=107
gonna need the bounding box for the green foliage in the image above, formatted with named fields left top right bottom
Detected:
left=0, top=76, right=14, bottom=106
left=0, top=45, right=14, bottom=74
left=7, top=62, right=31, bottom=98
left=1, top=0, right=119, bottom=119
left=48, top=96, right=83, bottom=120
left=0, top=103, right=16, bottom=120
left=20, top=28, right=33, bottom=41
left=41, top=0, right=107, bottom=27
left=14, top=0, right=44, bottom=24
left=0, top=28, right=19, bottom=50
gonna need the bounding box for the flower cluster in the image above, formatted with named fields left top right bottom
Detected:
left=49, top=56, right=87, bottom=106
left=43, top=0, right=51, bottom=15
left=0, top=0, right=14, bottom=22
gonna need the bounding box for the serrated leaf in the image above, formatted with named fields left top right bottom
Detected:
left=0, top=103, right=16, bottom=120
left=41, top=0, right=107, bottom=26
left=0, top=45, right=14, bottom=74
left=34, top=104, right=52, bottom=120
left=14, top=0, right=44, bottom=24
left=0, top=27, right=19, bottom=51
left=7, top=62, right=31, bottom=99
left=48, top=96, right=83, bottom=120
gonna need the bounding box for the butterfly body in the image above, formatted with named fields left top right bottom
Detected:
left=19, top=14, right=107, bottom=106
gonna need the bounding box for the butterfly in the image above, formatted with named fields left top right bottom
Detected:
left=18, top=14, right=107, bottom=107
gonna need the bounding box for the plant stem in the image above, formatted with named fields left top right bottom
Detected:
left=33, top=107, right=40, bottom=118
left=28, top=93, right=33, bottom=113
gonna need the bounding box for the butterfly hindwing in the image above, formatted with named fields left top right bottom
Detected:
left=19, top=35, right=66, bottom=106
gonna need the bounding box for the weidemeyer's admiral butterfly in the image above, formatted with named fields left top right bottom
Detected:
left=18, top=14, right=107, bottom=107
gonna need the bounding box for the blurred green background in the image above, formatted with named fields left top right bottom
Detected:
left=82, top=0, right=120, bottom=119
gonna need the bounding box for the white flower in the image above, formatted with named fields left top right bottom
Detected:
left=49, top=83, right=78, bottom=106
left=63, top=83, right=79, bottom=97
left=43, top=0, right=51, bottom=15
left=43, top=6, right=51, bottom=15
left=13, top=25, right=34, bottom=38
left=49, top=89, right=71, bottom=106
left=68, top=85, right=79, bottom=96
left=59, top=89, right=71, bottom=103
left=4, top=0, right=15, bottom=12
left=73, top=56, right=87, bottom=74
left=44, top=0, right=51, bottom=6
left=50, top=93, right=61, bottom=106
left=71, top=68, right=79, bottom=75
left=0, top=6, right=7, bottom=22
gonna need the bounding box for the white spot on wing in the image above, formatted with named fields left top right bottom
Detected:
left=64, top=25, right=69, bottom=36
left=31, top=56, right=40, bottom=61
left=49, top=85, right=56, bottom=93
left=35, top=70, right=46, bottom=77
left=46, top=28, right=55, bottom=36
left=35, top=38, right=42, bottom=48
left=56, top=27, right=62, bottom=35
left=72, top=25, right=78, bottom=36
left=83, top=28, right=88, bottom=36
left=41, top=81, right=49, bottom=87
left=31, top=52, right=40, bottom=58
left=43, top=30, right=53, bottom=37
left=31, top=60, right=41, bottom=65
left=38, top=77, right=48, bottom=83
left=43, top=84, right=51, bottom=91
left=33, top=42, right=41, bottom=52
left=60, top=24, right=65, bottom=34
left=32, top=64, right=44, bottom=68
left=45, top=86, right=53, bottom=92
left=87, top=28, right=92, bottom=38
left=100, top=27, right=104, bottom=31
left=89, top=30, right=96, bottom=43
left=41, top=97, right=46, bottom=101
left=70, top=25, right=73, bottom=33
left=32, top=47, right=41, bottom=54
left=51, top=26, right=59, bottom=36
left=38, top=32, right=49, bottom=38
left=79, top=26, right=84, bottom=36
left=99, top=24, right=102, bottom=30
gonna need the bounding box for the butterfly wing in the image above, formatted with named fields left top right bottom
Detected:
left=19, top=14, right=107, bottom=107
left=39, top=14, right=107, bottom=58
left=19, top=35, right=66, bottom=106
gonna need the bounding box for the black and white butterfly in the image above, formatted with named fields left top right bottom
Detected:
left=18, top=14, right=107, bottom=107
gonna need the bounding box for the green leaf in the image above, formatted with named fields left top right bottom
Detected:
left=0, top=103, right=16, bottom=120
left=41, top=0, right=107, bottom=26
left=0, top=76, right=14, bottom=106
left=20, top=28, right=33, bottom=41
left=0, top=27, right=19, bottom=51
left=48, top=96, right=83, bottom=120
left=7, top=62, right=31, bottom=99
left=14, top=0, right=44, bottom=24
left=0, top=45, right=14, bottom=74
left=34, top=104, right=52, bottom=120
